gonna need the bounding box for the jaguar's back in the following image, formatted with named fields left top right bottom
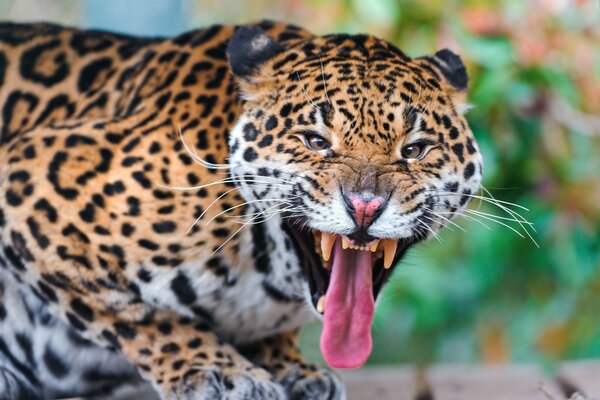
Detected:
left=0, top=23, right=149, bottom=139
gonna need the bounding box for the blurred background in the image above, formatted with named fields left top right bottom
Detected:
left=2, top=0, right=599, bottom=371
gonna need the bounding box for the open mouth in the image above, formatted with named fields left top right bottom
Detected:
left=309, top=232, right=410, bottom=369
left=282, top=222, right=413, bottom=370
left=309, top=232, right=401, bottom=312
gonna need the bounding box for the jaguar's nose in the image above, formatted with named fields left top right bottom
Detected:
left=342, top=191, right=387, bottom=229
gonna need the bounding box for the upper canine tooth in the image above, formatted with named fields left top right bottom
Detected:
left=321, top=233, right=335, bottom=262
left=342, top=237, right=351, bottom=250
left=383, top=239, right=399, bottom=269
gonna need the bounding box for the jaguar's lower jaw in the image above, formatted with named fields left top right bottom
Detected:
left=306, top=230, right=407, bottom=369
left=308, top=231, right=401, bottom=314
left=282, top=220, right=411, bottom=368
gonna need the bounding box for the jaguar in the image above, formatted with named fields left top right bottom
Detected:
left=0, top=20, right=482, bottom=399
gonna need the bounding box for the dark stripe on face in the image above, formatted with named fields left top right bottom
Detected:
left=251, top=223, right=271, bottom=274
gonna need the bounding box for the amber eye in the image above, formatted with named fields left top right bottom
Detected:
left=304, top=134, right=331, bottom=151
left=401, top=143, right=426, bottom=159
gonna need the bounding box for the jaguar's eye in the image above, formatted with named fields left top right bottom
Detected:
left=401, top=142, right=426, bottom=159
left=304, top=134, right=331, bottom=151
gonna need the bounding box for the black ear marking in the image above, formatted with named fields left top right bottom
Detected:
left=428, top=49, right=468, bottom=91
left=227, top=26, right=284, bottom=78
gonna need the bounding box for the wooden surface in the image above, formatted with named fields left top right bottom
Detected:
left=341, top=361, right=599, bottom=400
left=340, top=366, right=418, bottom=400
left=73, top=361, right=600, bottom=399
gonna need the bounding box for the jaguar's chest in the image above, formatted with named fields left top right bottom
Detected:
left=138, top=216, right=316, bottom=344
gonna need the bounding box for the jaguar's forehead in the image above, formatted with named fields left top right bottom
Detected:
left=262, top=34, right=458, bottom=122
left=268, top=34, right=446, bottom=90
left=272, top=33, right=412, bottom=71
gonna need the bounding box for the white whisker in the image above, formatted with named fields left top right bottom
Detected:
left=319, top=57, right=332, bottom=105
left=466, top=208, right=535, bottom=227
left=187, top=186, right=240, bottom=233
left=205, top=197, right=300, bottom=225
left=295, top=71, right=319, bottom=110
left=158, top=176, right=289, bottom=192
left=176, top=125, right=232, bottom=169
left=463, top=209, right=526, bottom=239
left=433, top=191, right=529, bottom=211
left=211, top=203, right=287, bottom=254
left=416, top=217, right=443, bottom=243
left=437, top=210, right=493, bottom=231
left=429, top=190, right=538, bottom=245
left=421, top=206, right=467, bottom=232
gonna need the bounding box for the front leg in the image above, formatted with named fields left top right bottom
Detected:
left=240, top=330, right=345, bottom=400
left=90, top=308, right=285, bottom=400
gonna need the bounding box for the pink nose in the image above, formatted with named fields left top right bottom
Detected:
left=343, top=192, right=387, bottom=227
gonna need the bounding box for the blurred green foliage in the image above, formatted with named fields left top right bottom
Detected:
left=4, top=0, right=599, bottom=367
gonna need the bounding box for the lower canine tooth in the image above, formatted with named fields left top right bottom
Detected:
left=316, top=295, right=325, bottom=314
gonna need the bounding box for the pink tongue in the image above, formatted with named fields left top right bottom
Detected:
left=320, top=239, right=374, bottom=369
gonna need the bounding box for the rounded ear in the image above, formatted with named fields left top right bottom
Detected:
left=227, top=26, right=284, bottom=79
left=420, top=48, right=468, bottom=91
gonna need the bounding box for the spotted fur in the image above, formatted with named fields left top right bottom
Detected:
left=0, top=20, right=481, bottom=399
